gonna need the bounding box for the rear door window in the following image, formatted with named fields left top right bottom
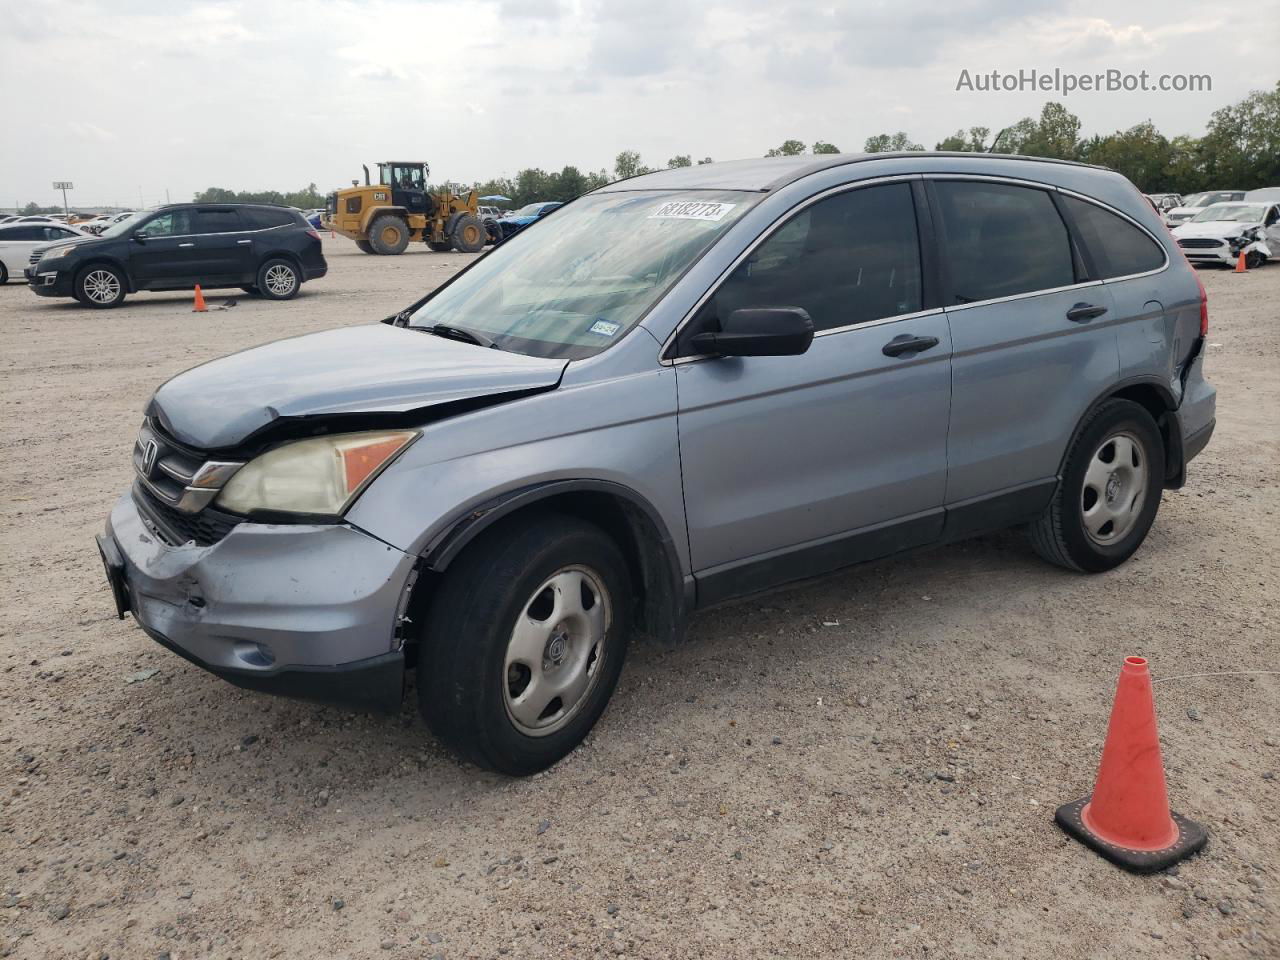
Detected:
left=241, top=208, right=295, bottom=229
left=1060, top=195, right=1166, bottom=278
left=931, top=181, right=1075, bottom=303
left=193, top=209, right=243, bottom=234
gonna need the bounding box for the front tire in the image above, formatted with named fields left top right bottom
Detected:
left=368, top=215, right=410, bottom=255
left=1029, top=398, right=1164, bottom=573
left=449, top=213, right=486, bottom=253
left=417, top=514, right=633, bottom=775
left=75, top=264, right=127, bottom=309
left=1246, top=250, right=1267, bottom=269
left=255, top=258, right=300, bottom=300
left=355, top=238, right=375, bottom=254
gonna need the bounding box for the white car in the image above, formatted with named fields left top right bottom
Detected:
left=1244, top=187, right=1280, bottom=203
left=0, top=221, right=90, bottom=283
left=1163, top=190, right=1246, bottom=228
left=82, top=211, right=138, bottom=235
left=1171, top=201, right=1280, bottom=268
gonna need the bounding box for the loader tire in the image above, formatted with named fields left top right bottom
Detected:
left=368, top=215, right=410, bottom=255
left=355, top=238, right=375, bottom=254
left=427, top=241, right=453, bottom=252
left=449, top=214, right=486, bottom=253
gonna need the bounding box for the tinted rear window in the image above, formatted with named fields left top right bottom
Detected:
left=194, top=210, right=243, bottom=234
left=241, top=207, right=297, bottom=229
left=932, top=181, right=1075, bottom=303
left=1061, top=196, right=1166, bottom=278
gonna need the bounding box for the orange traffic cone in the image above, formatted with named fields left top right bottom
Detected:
left=192, top=285, right=207, bottom=313
left=1055, top=657, right=1207, bottom=872
left=1234, top=251, right=1248, bottom=273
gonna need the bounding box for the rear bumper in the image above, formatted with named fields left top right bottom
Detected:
left=1183, top=418, right=1214, bottom=464
left=100, top=491, right=415, bottom=712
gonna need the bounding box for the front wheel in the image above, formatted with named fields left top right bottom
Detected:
left=1246, top=250, right=1267, bottom=269
left=417, top=514, right=632, bottom=775
left=75, top=264, right=127, bottom=308
left=255, top=258, right=300, bottom=300
left=449, top=213, right=486, bottom=253
left=1029, top=399, right=1164, bottom=572
left=355, top=238, right=375, bottom=254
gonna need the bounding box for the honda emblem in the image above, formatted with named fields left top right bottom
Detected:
left=141, top=438, right=159, bottom=477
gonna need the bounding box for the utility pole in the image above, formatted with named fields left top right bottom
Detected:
left=53, top=181, right=74, bottom=217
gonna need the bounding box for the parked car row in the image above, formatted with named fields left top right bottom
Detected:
left=484, top=201, right=563, bottom=243
left=1170, top=199, right=1280, bottom=268
left=0, top=221, right=90, bottom=284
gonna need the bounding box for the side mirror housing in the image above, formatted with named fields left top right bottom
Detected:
left=691, top=307, right=814, bottom=358
left=131, top=232, right=147, bottom=243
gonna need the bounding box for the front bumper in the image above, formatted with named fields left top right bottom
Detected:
left=100, top=492, right=417, bottom=712
left=27, top=267, right=74, bottom=297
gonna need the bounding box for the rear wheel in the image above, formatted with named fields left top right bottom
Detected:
left=427, top=240, right=453, bottom=253
left=368, top=215, right=410, bottom=255
left=449, top=213, right=486, bottom=253
left=354, top=238, right=375, bottom=254
left=416, top=514, right=632, bottom=775
left=0, top=262, right=8, bottom=284
left=255, top=258, right=300, bottom=300
left=75, top=264, right=126, bottom=308
left=240, top=285, right=260, bottom=296
left=1029, top=399, right=1164, bottom=572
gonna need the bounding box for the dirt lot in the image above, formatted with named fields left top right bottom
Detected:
left=1, top=239, right=1276, bottom=960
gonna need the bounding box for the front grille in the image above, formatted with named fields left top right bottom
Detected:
left=1178, top=238, right=1225, bottom=249
left=133, top=482, right=241, bottom=547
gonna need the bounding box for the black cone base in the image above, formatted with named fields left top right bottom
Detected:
left=1055, top=796, right=1209, bottom=874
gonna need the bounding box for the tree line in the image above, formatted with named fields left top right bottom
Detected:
left=26, top=82, right=1269, bottom=216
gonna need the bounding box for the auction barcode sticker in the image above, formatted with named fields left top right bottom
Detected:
left=650, top=200, right=737, bottom=221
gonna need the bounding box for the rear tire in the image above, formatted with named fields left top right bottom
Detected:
left=449, top=213, right=486, bottom=253
left=255, top=258, right=300, bottom=300
left=368, top=215, right=410, bottom=255
left=240, top=285, right=260, bottom=296
left=1029, top=399, right=1164, bottom=573
left=355, top=238, right=375, bottom=254
left=0, top=262, right=8, bottom=284
left=426, top=240, right=453, bottom=253
left=75, top=264, right=127, bottom=309
left=416, top=514, right=632, bottom=775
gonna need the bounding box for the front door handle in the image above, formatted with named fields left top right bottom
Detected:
left=1066, top=302, right=1108, bottom=323
left=237, top=239, right=252, bottom=245
left=882, top=334, right=940, bottom=358
left=178, top=242, right=194, bottom=248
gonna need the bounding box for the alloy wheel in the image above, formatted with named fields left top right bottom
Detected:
left=82, top=269, right=120, bottom=304
left=263, top=264, right=297, bottom=297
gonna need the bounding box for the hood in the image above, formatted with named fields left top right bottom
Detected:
left=1171, top=220, right=1256, bottom=239
left=34, top=235, right=94, bottom=255
left=148, top=324, right=568, bottom=450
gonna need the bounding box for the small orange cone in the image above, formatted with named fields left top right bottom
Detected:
left=192, top=285, right=207, bottom=313
left=1234, top=251, right=1248, bottom=273
left=1055, top=656, right=1207, bottom=872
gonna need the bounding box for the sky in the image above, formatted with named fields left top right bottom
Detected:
left=2, top=0, right=1276, bottom=209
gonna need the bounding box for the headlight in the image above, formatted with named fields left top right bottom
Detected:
left=41, top=246, right=78, bottom=261
left=216, top=430, right=418, bottom=516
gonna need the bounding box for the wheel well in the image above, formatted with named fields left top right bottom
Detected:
left=404, top=490, right=684, bottom=664
left=1106, top=383, right=1181, bottom=484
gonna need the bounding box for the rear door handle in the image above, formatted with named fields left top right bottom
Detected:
left=882, top=334, right=940, bottom=358
left=1066, top=302, right=1108, bottom=323
left=178, top=242, right=194, bottom=248
left=237, top=239, right=252, bottom=245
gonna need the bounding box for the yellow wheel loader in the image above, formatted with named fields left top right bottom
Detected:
left=324, top=161, right=487, bottom=255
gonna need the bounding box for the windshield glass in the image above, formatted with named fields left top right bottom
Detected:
left=1191, top=204, right=1264, bottom=223
left=409, top=190, right=756, bottom=360
left=99, top=213, right=139, bottom=238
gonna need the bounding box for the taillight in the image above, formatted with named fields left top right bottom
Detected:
left=306, top=228, right=321, bottom=241
left=1194, top=270, right=1208, bottom=336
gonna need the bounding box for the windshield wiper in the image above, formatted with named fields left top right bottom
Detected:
left=419, top=324, right=498, bottom=349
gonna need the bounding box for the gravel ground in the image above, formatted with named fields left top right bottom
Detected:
left=1, top=239, right=1276, bottom=960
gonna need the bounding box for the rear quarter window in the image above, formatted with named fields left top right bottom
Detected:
left=1061, top=195, right=1166, bottom=278
left=241, top=208, right=297, bottom=229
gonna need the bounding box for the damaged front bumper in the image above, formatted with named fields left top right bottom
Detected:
left=99, top=492, right=417, bottom=712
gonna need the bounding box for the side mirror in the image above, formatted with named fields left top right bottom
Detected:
left=691, top=307, right=814, bottom=358
left=131, top=232, right=147, bottom=243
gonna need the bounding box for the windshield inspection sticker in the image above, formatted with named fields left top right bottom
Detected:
left=650, top=200, right=737, bottom=222
left=589, top=319, right=621, bottom=337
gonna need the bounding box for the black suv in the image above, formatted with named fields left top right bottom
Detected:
left=26, top=203, right=327, bottom=309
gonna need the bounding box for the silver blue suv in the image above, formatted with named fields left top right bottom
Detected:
left=97, top=153, right=1216, bottom=774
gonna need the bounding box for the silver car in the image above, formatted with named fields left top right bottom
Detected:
left=98, top=153, right=1216, bottom=774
